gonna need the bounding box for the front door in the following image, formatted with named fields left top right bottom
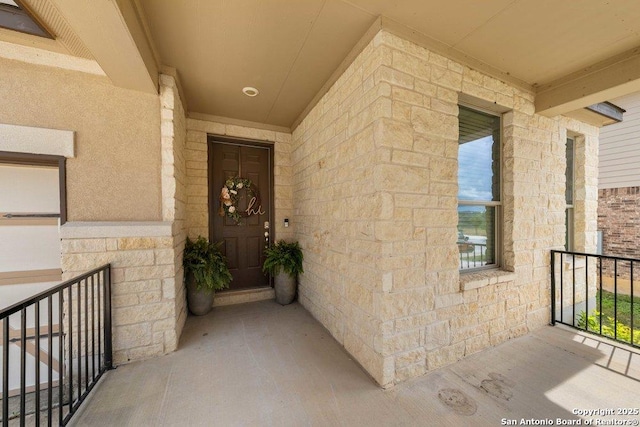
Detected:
left=209, top=139, right=272, bottom=290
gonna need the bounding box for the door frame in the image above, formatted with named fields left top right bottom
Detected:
left=206, top=135, right=276, bottom=286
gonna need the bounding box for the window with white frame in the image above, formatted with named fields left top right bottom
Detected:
left=565, top=137, right=575, bottom=251
left=457, top=105, right=501, bottom=271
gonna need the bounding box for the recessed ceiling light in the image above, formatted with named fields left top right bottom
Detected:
left=242, top=87, right=259, bottom=97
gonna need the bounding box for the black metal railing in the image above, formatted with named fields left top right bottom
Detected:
left=458, top=242, right=488, bottom=270
left=551, top=250, right=638, bottom=349
left=0, top=264, right=112, bottom=426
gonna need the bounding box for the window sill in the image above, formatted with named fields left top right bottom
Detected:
left=459, top=269, right=515, bottom=291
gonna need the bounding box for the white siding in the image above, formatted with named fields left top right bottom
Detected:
left=599, top=93, right=640, bottom=189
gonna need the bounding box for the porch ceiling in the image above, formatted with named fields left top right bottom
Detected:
left=7, top=0, right=640, bottom=128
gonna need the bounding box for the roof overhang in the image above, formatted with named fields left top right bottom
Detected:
left=46, top=0, right=158, bottom=94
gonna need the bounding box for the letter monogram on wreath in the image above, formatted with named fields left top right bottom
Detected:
left=219, top=177, right=266, bottom=224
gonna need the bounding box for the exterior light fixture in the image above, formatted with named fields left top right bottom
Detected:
left=242, top=87, right=259, bottom=97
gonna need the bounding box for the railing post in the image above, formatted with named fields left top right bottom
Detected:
left=20, top=308, right=26, bottom=424
left=599, top=257, right=603, bottom=336
left=614, top=260, right=618, bottom=340
left=103, top=265, right=113, bottom=370
left=632, top=261, right=635, bottom=346
left=549, top=249, right=639, bottom=349
left=584, top=256, right=589, bottom=332
left=1, top=263, right=112, bottom=426
left=550, top=250, right=556, bottom=325
left=2, top=318, right=9, bottom=427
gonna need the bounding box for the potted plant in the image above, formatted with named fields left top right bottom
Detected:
left=183, top=236, right=232, bottom=315
left=263, top=240, right=304, bottom=305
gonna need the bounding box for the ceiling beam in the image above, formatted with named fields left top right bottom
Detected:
left=535, top=46, right=640, bottom=117
left=49, top=0, right=158, bottom=94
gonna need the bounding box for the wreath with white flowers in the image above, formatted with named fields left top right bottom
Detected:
left=219, top=177, right=259, bottom=224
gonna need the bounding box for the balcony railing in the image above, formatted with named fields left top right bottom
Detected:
left=551, top=250, right=638, bottom=348
left=0, top=264, right=112, bottom=426
left=458, top=242, right=488, bottom=270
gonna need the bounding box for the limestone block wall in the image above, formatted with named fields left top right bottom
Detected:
left=60, top=223, right=179, bottom=364
left=184, top=119, right=294, bottom=243
left=556, top=121, right=600, bottom=318
left=159, top=74, right=188, bottom=349
left=291, top=29, right=599, bottom=387
left=570, top=131, right=600, bottom=254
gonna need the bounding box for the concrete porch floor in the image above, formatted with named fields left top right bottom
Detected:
left=71, top=300, right=640, bottom=426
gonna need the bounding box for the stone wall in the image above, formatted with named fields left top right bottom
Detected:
left=290, top=29, right=599, bottom=387
left=184, top=120, right=294, bottom=243
left=60, top=223, right=179, bottom=364
left=159, top=74, right=188, bottom=351
left=572, top=132, right=600, bottom=254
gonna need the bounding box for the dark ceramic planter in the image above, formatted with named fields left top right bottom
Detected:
left=274, top=272, right=296, bottom=305
left=186, top=273, right=214, bottom=315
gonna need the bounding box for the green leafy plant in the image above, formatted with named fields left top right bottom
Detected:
left=262, top=240, right=304, bottom=277
left=597, top=290, right=640, bottom=329
left=183, top=236, right=232, bottom=291
left=578, top=310, right=640, bottom=345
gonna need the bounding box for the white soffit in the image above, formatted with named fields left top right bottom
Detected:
left=0, top=123, right=75, bottom=158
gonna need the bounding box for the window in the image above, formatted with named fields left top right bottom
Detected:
left=0, top=151, right=66, bottom=223
left=565, top=137, right=574, bottom=251
left=0, top=152, right=65, bottom=286
left=457, top=106, right=501, bottom=270
left=0, top=0, right=53, bottom=38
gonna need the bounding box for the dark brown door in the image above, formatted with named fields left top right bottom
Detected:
left=209, top=141, right=272, bottom=290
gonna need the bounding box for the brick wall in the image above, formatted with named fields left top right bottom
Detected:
left=598, top=187, right=640, bottom=258
left=290, top=29, right=599, bottom=387
left=598, top=186, right=640, bottom=281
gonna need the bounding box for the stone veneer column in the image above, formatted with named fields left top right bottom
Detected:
left=159, top=73, right=188, bottom=351
left=60, top=222, right=180, bottom=364
left=573, top=133, right=599, bottom=253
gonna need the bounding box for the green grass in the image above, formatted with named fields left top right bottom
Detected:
left=459, top=227, right=487, bottom=237
left=597, top=290, right=640, bottom=330
left=578, top=290, right=640, bottom=345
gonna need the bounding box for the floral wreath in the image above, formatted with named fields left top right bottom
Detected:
left=219, top=177, right=259, bottom=224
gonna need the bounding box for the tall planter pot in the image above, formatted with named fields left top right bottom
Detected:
left=186, top=272, right=214, bottom=316
left=274, top=272, right=296, bottom=305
